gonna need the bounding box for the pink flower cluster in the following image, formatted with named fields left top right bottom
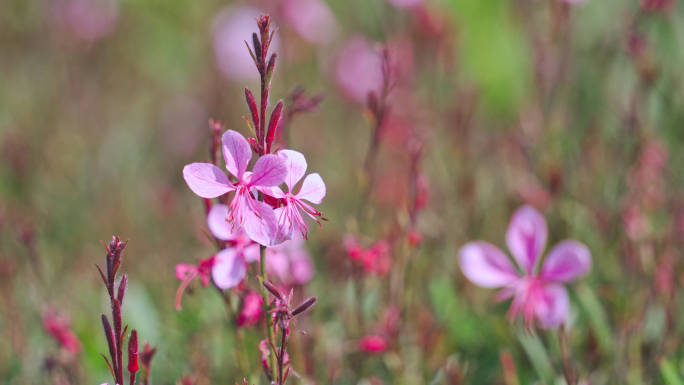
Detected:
left=344, top=235, right=392, bottom=276
left=43, top=309, right=81, bottom=354
left=458, top=206, right=591, bottom=329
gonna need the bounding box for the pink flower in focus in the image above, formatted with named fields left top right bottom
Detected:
left=237, top=290, right=263, bottom=327
left=359, top=335, right=388, bottom=354
left=175, top=255, right=216, bottom=310
left=267, top=236, right=315, bottom=287
left=282, top=0, right=338, bottom=45
left=213, top=6, right=280, bottom=81
left=183, top=130, right=287, bottom=246
left=43, top=309, right=81, bottom=354
left=267, top=149, right=326, bottom=239
left=334, top=37, right=384, bottom=104
left=51, top=0, right=119, bottom=42
left=344, top=235, right=392, bottom=276
left=458, top=205, right=591, bottom=329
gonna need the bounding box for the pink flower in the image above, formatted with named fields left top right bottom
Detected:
left=359, top=335, right=388, bottom=354
left=43, top=309, right=81, bottom=354
left=344, top=235, right=392, bottom=276
left=267, top=149, right=326, bottom=239
left=458, top=205, right=591, bottom=329
left=266, top=236, right=315, bottom=287
left=281, top=0, right=338, bottom=45
left=237, top=290, right=263, bottom=327
left=334, top=37, right=384, bottom=104
left=51, top=0, right=119, bottom=42
left=182, top=130, right=287, bottom=246
left=207, top=204, right=261, bottom=290
left=174, top=255, right=216, bottom=311
left=212, top=6, right=280, bottom=81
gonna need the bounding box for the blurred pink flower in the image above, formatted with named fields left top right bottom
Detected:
left=266, top=149, right=326, bottom=239
left=282, top=0, right=338, bottom=45
left=237, top=290, right=263, bottom=327
left=344, top=235, right=392, bottom=276
left=334, top=37, right=384, bottom=104
left=267, top=236, right=315, bottom=287
left=213, top=6, right=280, bottom=81
left=43, top=309, right=81, bottom=354
left=175, top=255, right=216, bottom=310
left=51, top=0, right=119, bottom=42
left=458, top=205, right=591, bottom=329
left=359, top=335, right=388, bottom=353
left=183, top=130, right=287, bottom=246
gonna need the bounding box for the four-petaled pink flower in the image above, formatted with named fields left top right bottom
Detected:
left=183, top=130, right=287, bottom=246
left=268, top=150, right=326, bottom=239
left=458, top=205, right=591, bottom=329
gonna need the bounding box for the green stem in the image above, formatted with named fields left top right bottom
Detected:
left=259, top=244, right=278, bottom=382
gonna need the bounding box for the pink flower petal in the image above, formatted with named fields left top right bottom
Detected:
left=222, top=130, right=252, bottom=179
left=243, top=199, right=283, bottom=246
left=536, top=284, right=569, bottom=329
left=207, top=203, right=233, bottom=241
left=296, top=173, right=326, bottom=204
left=506, top=205, right=548, bottom=274
left=249, top=154, right=287, bottom=187
left=175, top=263, right=197, bottom=281
left=182, top=163, right=234, bottom=198
left=540, top=240, right=591, bottom=283
left=458, top=241, right=520, bottom=288
left=278, top=149, right=307, bottom=191
left=243, top=244, right=260, bottom=263
left=211, top=249, right=246, bottom=289
left=282, top=0, right=337, bottom=45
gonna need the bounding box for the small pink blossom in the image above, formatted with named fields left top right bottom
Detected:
left=458, top=205, right=591, bottom=329
left=183, top=130, right=287, bottom=246
left=281, top=0, right=338, bottom=45
left=334, top=37, right=384, bottom=104
left=359, top=335, right=388, bottom=354
left=43, top=309, right=81, bottom=354
left=174, top=255, right=216, bottom=311
left=344, top=235, right=392, bottom=276
left=237, top=290, right=263, bottom=327
left=212, top=6, right=280, bottom=81
left=266, top=149, right=326, bottom=239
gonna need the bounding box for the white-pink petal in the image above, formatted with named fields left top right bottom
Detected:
left=278, top=149, right=307, bottom=191
left=207, top=204, right=233, bottom=241
left=212, top=248, right=246, bottom=289
left=296, top=173, right=326, bottom=204
left=458, top=241, right=520, bottom=288
left=541, top=240, right=591, bottom=283
left=242, top=199, right=283, bottom=246
left=182, top=163, right=234, bottom=198
left=506, top=205, right=548, bottom=275
left=249, top=154, right=288, bottom=187
left=222, top=130, right=252, bottom=179
left=536, top=284, right=569, bottom=329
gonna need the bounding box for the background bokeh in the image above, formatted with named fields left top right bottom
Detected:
left=1, top=0, right=684, bottom=384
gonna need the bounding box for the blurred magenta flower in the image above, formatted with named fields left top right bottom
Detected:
left=334, top=38, right=384, bottom=103
left=51, top=0, right=119, bottom=42
left=359, top=335, right=388, bottom=354
left=183, top=130, right=287, bottom=246
left=267, top=149, right=326, bottom=239
left=237, top=290, right=264, bottom=327
left=213, top=6, right=280, bottom=81
left=282, top=0, right=338, bottom=45
left=344, top=235, right=392, bottom=276
left=458, top=205, right=591, bottom=329
left=43, top=309, right=81, bottom=354
left=267, top=236, right=315, bottom=287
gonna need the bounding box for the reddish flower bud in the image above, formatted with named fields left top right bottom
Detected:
left=266, top=100, right=283, bottom=152
left=245, top=88, right=259, bottom=131
left=263, top=280, right=283, bottom=301
left=359, top=335, right=388, bottom=354
left=128, top=329, right=139, bottom=373
left=291, top=296, right=316, bottom=316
